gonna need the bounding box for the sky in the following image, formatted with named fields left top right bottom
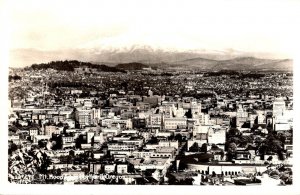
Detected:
left=2, top=0, right=300, bottom=66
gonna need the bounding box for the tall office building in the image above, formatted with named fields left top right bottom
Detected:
left=236, top=104, right=248, bottom=128
left=273, top=97, right=286, bottom=117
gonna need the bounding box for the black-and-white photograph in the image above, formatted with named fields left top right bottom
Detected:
left=1, top=0, right=299, bottom=194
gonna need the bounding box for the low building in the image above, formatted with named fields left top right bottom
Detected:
left=117, top=164, right=128, bottom=174
left=104, top=164, right=116, bottom=173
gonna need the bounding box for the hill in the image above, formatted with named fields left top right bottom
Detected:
left=11, top=47, right=293, bottom=72
left=174, top=57, right=219, bottom=69
left=174, top=57, right=293, bottom=71
left=28, top=60, right=125, bottom=72
left=260, top=59, right=293, bottom=71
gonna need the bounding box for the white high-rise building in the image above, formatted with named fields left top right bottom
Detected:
left=236, top=104, right=248, bottom=128
left=191, top=101, right=201, bottom=115
left=273, top=97, right=286, bottom=117
left=272, top=97, right=293, bottom=131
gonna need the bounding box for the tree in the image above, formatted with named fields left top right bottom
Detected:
left=9, top=75, right=22, bottom=82
left=269, top=140, right=283, bottom=153
left=227, top=128, right=240, bottom=137
left=227, top=137, right=240, bottom=145
left=185, top=109, right=192, bottom=118
left=228, top=142, right=237, bottom=153
left=200, top=143, right=208, bottom=153
left=212, top=171, right=216, bottom=177
left=67, top=155, right=73, bottom=164
left=69, top=150, right=75, bottom=157
left=179, top=178, right=194, bottom=185
left=278, top=134, right=286, bottom=144
left=220, top=149, right=225, bottom=160
left=38, top=140, right=47, bottom=149
left=254, top=137, right=262, bottom=145
left=267, top=156, right=273, bottom=161
left=52, top=135, right=63, bottom=150
left=39, top=152, right=51, bottom=174
left=128, top=163, right=135, bottom=173
left=227, top=142, right=237, bottom=161
left=211, top=144, right=219, bottom=150
left=175, top=134, right=183, bottom=142
left=168, top=134, right=175, bottom=140
left=57, top=168, right=61, bottom=176
left=264, top=134, right=283, bottom=154
left=240, top=135, right=253, bottom=144
left=9, top=143, right=18, bottom=154
left=189, top=142, right=199, bottom=152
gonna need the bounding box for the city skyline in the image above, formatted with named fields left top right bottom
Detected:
left=6, top=64, right=294, bottom=187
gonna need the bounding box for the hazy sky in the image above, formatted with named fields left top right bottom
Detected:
left=4, top=0, right=300, bottom=58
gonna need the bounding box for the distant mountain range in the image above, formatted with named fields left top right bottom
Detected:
left=10, top=46, right=293, bottom=71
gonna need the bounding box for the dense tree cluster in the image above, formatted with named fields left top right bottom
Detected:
left=203, top=70, right=240, bottom=77
left=9, top=75, right=22, bottom=82
left=225, top=127, right=288, bottom=161
left=116, top=62, right=149, bottom=70
left=257, top=133, right=286, bottom=160
left=29, top=60, right=125, bottom=72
